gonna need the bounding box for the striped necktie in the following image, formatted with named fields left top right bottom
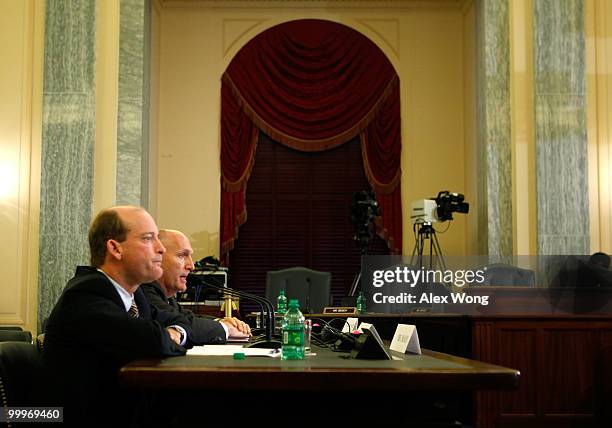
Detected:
left=128, top=300, right=139, bottom=318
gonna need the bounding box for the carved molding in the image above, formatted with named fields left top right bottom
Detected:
left=160, top=0, right=463, bottom=10
left=223, top=19, right=267, bottom=57
left=356, top=18, right=399, bottom=58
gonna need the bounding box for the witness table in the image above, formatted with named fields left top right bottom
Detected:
left=119, top=346, right=519, bottom=392
left=119, top=346, right=518, bottom=426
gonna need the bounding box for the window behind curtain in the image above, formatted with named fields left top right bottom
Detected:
left=229, top=132, right=389, bottom=312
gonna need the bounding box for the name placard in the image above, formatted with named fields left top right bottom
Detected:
left=390, top=324, right=421, bottom=355
left=322, top=307, right=358, bottom=315
left=342, top=317, right=359, bottom=333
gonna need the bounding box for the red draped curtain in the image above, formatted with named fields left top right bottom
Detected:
left=221, top=19, right=402, bottom=261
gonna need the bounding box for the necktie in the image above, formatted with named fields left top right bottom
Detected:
left=128, top=300, right=139, bottom=318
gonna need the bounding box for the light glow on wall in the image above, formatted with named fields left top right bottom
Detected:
left=0, top=159, right=18, bottom=200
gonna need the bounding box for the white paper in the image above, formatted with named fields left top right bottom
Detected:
left=342, top=317, right=359, bottom=333
left=357, top=322, right=372, bottom=333
left=390, top=324, right=421, bottom=355
left=187, top=345, right=281, bottom=357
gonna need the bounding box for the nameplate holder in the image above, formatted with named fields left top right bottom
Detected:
left=351, top=325, right=392, bottom=360
left=323, top=307, right=357, bottom=315
left=342, top=317, right=359, bottom=333
left=390, top=324, right=421, bottom=355
left=357, top=322, right=372, bottom=333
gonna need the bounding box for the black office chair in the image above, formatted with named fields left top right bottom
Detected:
left=0, top=341, right=41, bottom=408
left=480, top=263, right=535, bottom=286
left=575, top=257, right=612, bottom=287
left=266, top=267, right=332, bottom=313
left=0, top=330, right=32, bottom=343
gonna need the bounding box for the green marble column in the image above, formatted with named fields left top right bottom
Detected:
left=38, top=0, right=96, bottom=329
left=476, top=0, right=513, bottom=257
left=117, top=0, right=149, bottom=206
left=534, top=0, right=589, bottom=255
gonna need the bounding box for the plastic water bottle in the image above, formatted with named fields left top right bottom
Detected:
left=281, top=299, right=305, bottom=360
left=356, top=291, right=366, bottom=314
left=277, top=289, right=288, bottom=313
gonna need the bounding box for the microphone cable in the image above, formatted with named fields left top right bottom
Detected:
left=308, top=317, right=359, bottom=352
left=188, top=272, right=280, bottom=348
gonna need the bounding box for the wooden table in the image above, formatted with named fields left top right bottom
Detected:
left=120, top=346, right=519, bottom=426
left=120, top=346, right=518, bottom=391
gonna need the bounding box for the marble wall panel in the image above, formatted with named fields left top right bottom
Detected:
left=476, top=0, right=513, bottom=257
left=38, top=0, right=96, bottom=330
left=116, top=0, right=147, bottom=206
left=534, top=0, right=589, bottom=255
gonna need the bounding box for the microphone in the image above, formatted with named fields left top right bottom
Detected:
left=188, top=273, right=268, bottom=331
left=187, top=273, right=281, bottom=349
left=188, top=274, right=261, bottom=326
left=304, top=277, right=312, bottom=314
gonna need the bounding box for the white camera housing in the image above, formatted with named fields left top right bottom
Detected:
left=410, top=199, right=438, bottom=224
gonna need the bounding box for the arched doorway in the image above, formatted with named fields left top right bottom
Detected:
left=219, top=19, right=402, bottom=304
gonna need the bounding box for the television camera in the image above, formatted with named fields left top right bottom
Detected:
left=350, top=190, right=380, bottom=250
left=410, top=191, right=469, bottom=224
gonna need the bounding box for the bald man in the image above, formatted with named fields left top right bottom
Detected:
left=42, top=206, right=192, bottom=425
left=141, top=229, right=250, bottom=344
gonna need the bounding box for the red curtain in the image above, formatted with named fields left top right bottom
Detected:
left=221, top=19, right=402, bottom=260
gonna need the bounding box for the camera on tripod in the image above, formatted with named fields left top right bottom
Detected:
left=350, top=190, right=380, bottom=250
left=410, top=191, right=469, bottom=224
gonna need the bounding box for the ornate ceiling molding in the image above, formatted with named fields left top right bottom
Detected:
left=160, top=0, right=463, bottom=10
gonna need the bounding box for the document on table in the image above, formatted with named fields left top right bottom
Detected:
left=187, top=345, right=281, bottom=357
left=227, top=335, right=251, bottom=343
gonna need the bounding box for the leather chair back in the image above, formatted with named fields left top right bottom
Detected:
left=481, top=263, right=535, bottom=286
left=0, top=341, right=41, bottom=407
left=266, top=267, right=332, bottom=313
left=0, top=330, right=32, bottom=343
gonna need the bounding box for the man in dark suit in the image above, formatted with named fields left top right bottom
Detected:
left=141, top=229, right=250, bottom=344
left=41, top=206, right=192, bottom=426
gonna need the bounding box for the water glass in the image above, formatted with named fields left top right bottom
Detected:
left=304, top=319, right=312, bottom=352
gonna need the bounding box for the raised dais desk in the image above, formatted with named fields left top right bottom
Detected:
left=120, top=346, right=518, bottom=426
left=119, top=347, right=519, bottom=392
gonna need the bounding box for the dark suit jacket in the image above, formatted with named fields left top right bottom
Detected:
left=141, top=281, right=226, bottom=345
left=41, top=267, right=191, bottom=426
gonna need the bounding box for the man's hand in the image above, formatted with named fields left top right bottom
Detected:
left=166, top=327, right=182, bottom=345
left=219, top=317, right=251, bottom=337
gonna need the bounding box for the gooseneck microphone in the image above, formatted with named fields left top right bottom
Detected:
left=305, top=277, right=312, bottom=314
left=187, top=272, right=281, bottom=349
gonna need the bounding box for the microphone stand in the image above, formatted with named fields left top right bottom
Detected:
left=188, top=272, right=281, bottom=349
left=305, top=277, right=312, bottom=314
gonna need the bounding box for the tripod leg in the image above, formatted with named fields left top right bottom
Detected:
left=431, top=233, right=448, bottom=272
left=411, top=236, right=419, bottom=266
left=418, top=231, right=427, bottom=269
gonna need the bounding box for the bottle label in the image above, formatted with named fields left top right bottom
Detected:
left=283, top=329, right=304, bottom=346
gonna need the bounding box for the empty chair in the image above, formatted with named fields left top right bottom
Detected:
left=552, top=254, right=612, bottom=288
left=0, top=341, right=41, bottom=407
left=480, top=263, right=535, bottom=286
left=0, top=330, right=32, bottom=343
left=0, top=326, right=23, bottom=331
left=266, top=267, right=331, bottom=313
